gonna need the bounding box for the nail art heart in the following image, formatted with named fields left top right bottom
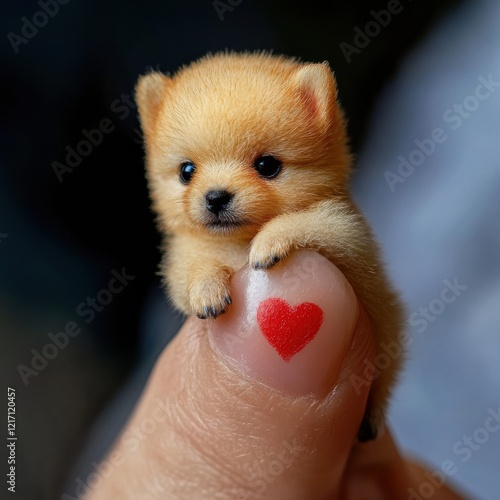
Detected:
left=257, top=298, right=324, bottom=361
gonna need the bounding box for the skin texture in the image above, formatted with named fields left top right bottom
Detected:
left=135, top=51, right=405, bottom=438
left=84, top=252, right=463, bottom=499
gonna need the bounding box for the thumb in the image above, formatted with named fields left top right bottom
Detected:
left=88, top=250, right=375, bottom=500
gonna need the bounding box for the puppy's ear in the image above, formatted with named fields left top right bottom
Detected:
left=135, top=72, right=170, bottom=137
left=294, top=62, right=338, bottom=127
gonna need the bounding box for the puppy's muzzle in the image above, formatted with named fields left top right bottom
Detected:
left=205, top=190, right=234, bottom=215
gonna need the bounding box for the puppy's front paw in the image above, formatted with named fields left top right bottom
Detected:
left=188, top=274, right=232, bottom=319
left=249, top=229, right=293, bottom=270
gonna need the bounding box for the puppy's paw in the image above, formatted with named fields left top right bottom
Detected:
left=249, top=228, right=294, bottom=270
left=188, top=274, right=232, bottom=320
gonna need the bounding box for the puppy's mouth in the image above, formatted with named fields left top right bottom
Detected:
left=204, top=213, right=245, bottom=231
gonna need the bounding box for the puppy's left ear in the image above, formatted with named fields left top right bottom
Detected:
left=294, top=62, right=338, bottom=127
left=135, top=72, right=170, bottom=137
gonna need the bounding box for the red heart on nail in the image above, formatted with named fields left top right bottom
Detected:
left=257, top=298, right=324, bottom=361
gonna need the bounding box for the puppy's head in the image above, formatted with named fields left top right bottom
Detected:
left=136, top=52, right=351, bottom=239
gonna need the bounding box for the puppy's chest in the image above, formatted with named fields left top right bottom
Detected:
left=200, top=237, right=250, bottom=270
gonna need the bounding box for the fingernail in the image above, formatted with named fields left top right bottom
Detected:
left=206, top=250, right=359, bottom=396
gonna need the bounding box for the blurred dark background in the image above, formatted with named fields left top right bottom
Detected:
left=1, top=0, right=480, bottom=498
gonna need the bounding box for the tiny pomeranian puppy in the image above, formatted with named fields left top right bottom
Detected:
left=136, top=52, right=404, bottom=441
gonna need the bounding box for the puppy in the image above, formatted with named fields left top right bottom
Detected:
left=136, top=52, right=404, bottom=441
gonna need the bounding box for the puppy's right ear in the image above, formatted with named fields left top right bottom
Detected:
left=294, top=62, right=337, bottom=129
left=135, top=72, right=170, bottom=137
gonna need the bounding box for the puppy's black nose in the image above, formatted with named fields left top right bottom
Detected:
left=205, top=190, right=233, bottom=214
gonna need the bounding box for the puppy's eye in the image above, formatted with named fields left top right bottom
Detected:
left=253, top=155, right=282, bottom=179
left=179, top=161, right=196, bottom=184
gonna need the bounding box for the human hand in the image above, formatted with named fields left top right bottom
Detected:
left=85, top=251, right=463, bottom=499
